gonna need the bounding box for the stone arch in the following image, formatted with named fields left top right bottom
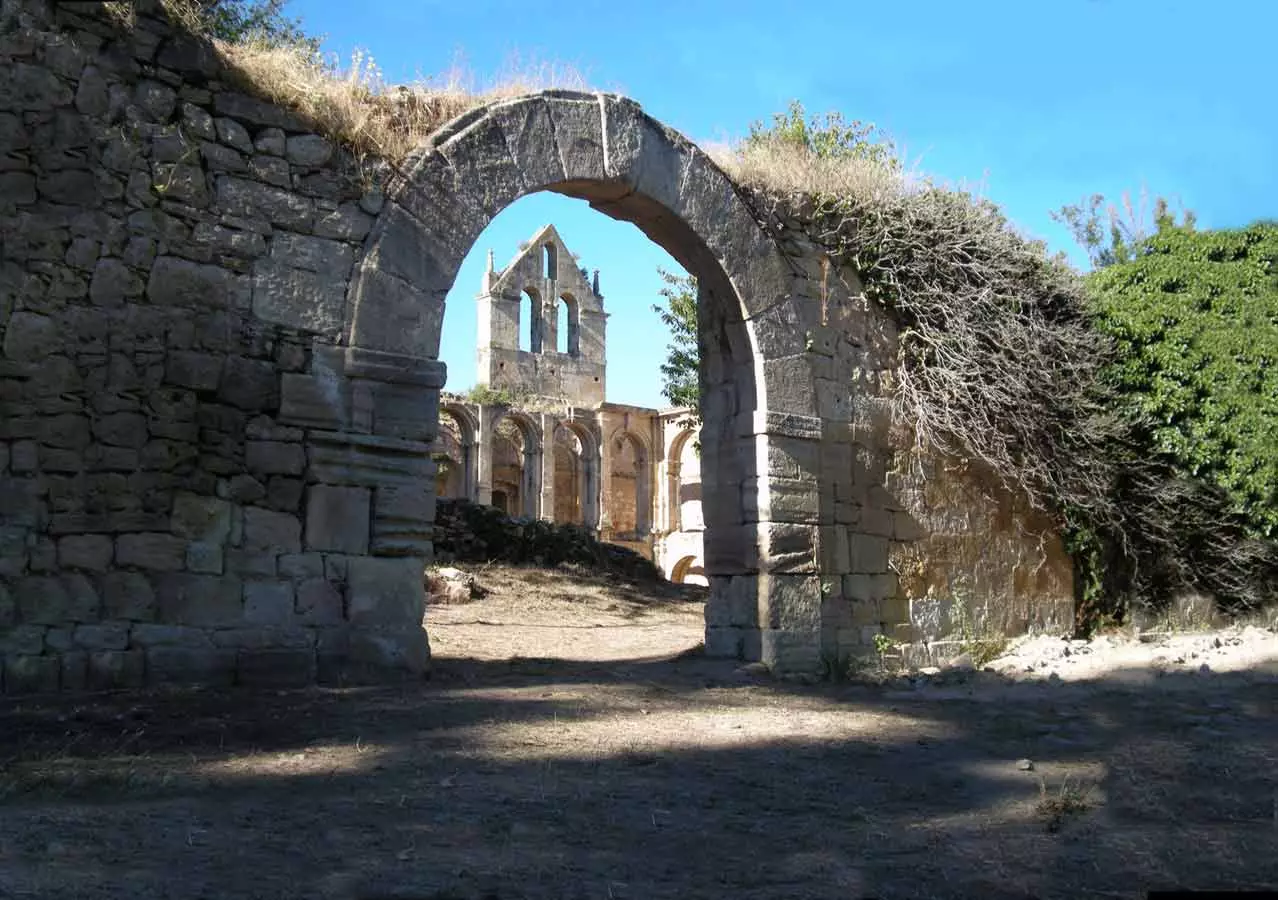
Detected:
left=608, top=427, right=651, bottom=540
left=489, top=409, right=542, bottom=519
left=671, top=555, right=707, bottom=587
left=552, top=418, right=598, bottom=527
left=667, top=426, right=702, bottom=534
left=439, top=402, right=480, bottom=501
left=345, top=90, right=826, bottom=671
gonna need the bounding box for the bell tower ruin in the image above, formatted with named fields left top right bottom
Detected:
left=476, top=224, right=607, bottom=407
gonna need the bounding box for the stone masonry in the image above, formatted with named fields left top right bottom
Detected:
left=0, top=0, right=1073, bottom=693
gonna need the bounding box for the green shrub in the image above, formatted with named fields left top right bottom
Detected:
left=1087, top=222, right=1278, bottom=538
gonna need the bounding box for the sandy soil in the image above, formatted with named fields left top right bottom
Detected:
left=0, top=565, right=1276, bottom=900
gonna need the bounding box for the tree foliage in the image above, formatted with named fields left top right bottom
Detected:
left=1087, top=222, right=1278, bottom=538
left=743, top=100, right=899, bottom=169
left=1052, top=188, right=1197, bottom=269
left=189, top=0, right=319, bottom=51
left=651, top=268, right=699, bottom=411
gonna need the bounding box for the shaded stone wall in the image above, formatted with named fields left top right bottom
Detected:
left=0, top=0, right=434, bottom=693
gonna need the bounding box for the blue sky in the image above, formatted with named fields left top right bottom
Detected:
left=290, top=0, right=1276, bottom=408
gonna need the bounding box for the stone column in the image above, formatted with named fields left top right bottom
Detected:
left=280, top=345, right=445, bottom=677
left=475, top=404, right=496, bottom=506
left=596, top=411, right=613, bottom=541
left=539, top=414, right=556, bottom=522
left=460, top=436, right=477, bottom=502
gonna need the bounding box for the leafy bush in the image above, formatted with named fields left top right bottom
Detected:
left=1088, top=222, right=1278, bottom=536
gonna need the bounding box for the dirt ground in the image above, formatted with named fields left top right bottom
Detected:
left=2, top=564, right=1277, bottom=900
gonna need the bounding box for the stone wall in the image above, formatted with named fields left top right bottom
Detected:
left=0, top=0, right=432, bottom=693
left=741, top=205, right=1075, bottom=666
left=0, top=0, right=1074, bottom=693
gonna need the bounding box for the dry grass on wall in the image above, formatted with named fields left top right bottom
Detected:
left=118, top=0, right=590, bottom=165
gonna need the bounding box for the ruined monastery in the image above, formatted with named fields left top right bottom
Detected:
left=432, top=225, right=708, bottom=586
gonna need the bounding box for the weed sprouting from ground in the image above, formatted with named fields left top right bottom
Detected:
left=1035, top=776, right=1095, bottom=833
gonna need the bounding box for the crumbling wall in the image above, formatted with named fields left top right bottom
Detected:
left=0, top=0, right=433, bottom=694
left=0, top=0, right=1073, bottom=693
left=756, top=206, right=1074, bottom=665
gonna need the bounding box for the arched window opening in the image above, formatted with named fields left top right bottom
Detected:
left=558, top=292, right=579, bottom=356
left=520, top=288, right=541, bottom=353
left=556, top=297, right=568, bottom=354
left=543, top=243, right=557, bottom=280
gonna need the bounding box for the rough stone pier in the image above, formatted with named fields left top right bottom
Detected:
left=0, top=0, right=1073, bottom=693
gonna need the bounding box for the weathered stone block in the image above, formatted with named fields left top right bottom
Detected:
left=305, top=485, right=370, bottom=554
left=347, top=626, right=429, bottom=674
left=87, top=649, right=145, bottom=690
left=295, top=577, right=342, bottom=624
left=285, top=134, right=333, bottom=167
left=147, top=255, right=249, bottom=309
left=224, top=548, right=277, bottom=576
left=849, top=535, right=889, bottom=575
left=62, top=573, right=101, bottom=622
left=58, top=534, right=113, bottom=571
left=117, top=533, right=187, bottom=571
left=218, top=356, right=279, bottom=411
left=237, top=647, right=316, bottom=687
left=3, top=311, right=60, bottom=362
left=15, top=576, right=65, bottom=625
left=243, top=580, right=295, bottom=625
left=171, top=491, right=232, bottom=543
left=759, top=629, right=823, bottom=674
left=99, top=571, right=156, bottom=622
left=278, top=552, right=324, bottom=580
left=759, top=523, right=818, bottom=573
left=0, top=625, right=45, bottom=655
left=245, top=440, right=305, bottom=476
left=166, top=350, right=223, bottom=391
left=758, top=574, right=822, bottom=631
left=370, top=484, right=433, bottom=556
left=314, top=203, right=372, bottom=241
left=186, top=541, right=224, bottom=574
left=73, top=622, right=130, bottom=651
left=266, top=477, right=303, bottom=512
left=155, top=573, right=243, bottom=627
left=215, top=175, right=313, bottom=229
left=703, top=625, right=745, bottom=659
left=61, top=652, right=88, bottom=692
left=346, top=557, right=423, bottom=626
left=89, top=258, right=143, bottom=307
left=130, top=623, right=215, bottom=647
left=4, top=655, right=60, bottom=694
left=92, top=412, right=148, bottom=449
left=243, top=507, right=301, bottom=554
left=145, top=647, right=236, bottom=686
left=252, top=257, right=349, bottom=336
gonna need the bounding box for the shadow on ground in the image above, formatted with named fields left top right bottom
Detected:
left=0, top=649, right=1275, bottom=900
